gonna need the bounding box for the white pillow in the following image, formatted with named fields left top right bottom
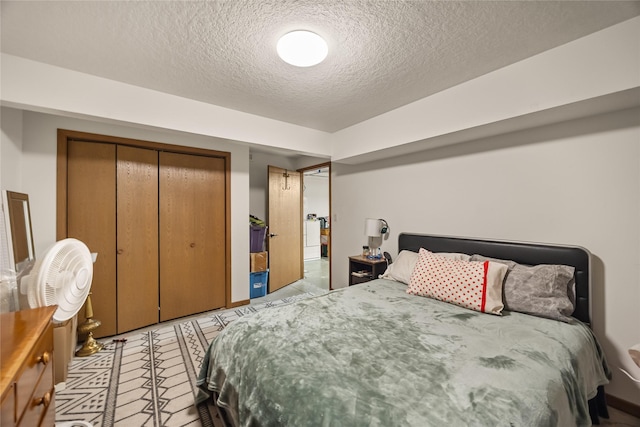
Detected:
left=380, top=250, right=472, bottom=284
left=437, top=252, right=471, bottom=262
left=380, top=250, right=418, bottom=284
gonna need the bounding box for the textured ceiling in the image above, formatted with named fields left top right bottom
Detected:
left=2, top=1, right=639, bottom=132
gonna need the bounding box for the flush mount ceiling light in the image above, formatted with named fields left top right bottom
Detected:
left=277, top=30, right=328, bottom=67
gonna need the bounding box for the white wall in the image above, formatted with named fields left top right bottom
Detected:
left=1, top=107, right=251, bottom=303
left=303, top=175, right=329, bottom=219
left=1, top=108, right=24, bottom=191
left=331, top=107, right=640, bottom=403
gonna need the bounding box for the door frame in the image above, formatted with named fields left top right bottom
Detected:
left=298, top=162, right=332, bottom=290
left=56, top=129, right=233, bottom=308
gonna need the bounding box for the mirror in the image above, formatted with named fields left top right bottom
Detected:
left=4, top=191, right=35, bottom=272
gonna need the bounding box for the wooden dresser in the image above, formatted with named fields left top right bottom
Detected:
left=1, top=306, right=56, bottom=427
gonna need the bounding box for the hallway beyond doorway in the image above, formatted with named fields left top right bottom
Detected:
left=251, top=258, right=329, bottom=304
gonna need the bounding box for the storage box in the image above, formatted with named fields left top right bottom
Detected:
left=250, top=270, right=269, bottom=299
left=53, top=315, right=77, bottom=385
left=250, top=225, right=267, bottom=253
left=250, top=251, right=268, bottom=272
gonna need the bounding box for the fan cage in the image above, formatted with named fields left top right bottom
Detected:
left=30, top=238, right=93, bottom=322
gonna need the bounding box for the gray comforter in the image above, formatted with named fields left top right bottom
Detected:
left=196, top=279, right=610, bottom=427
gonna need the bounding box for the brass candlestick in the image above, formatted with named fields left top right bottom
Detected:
left=75, top=292, right=104, bottom=357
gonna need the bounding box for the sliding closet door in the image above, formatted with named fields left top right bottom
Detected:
left=116, top=146, right=159, bottom=332
left=159, top=152, right=226, bottom=321
left=67, top=140, right=117, bottom=337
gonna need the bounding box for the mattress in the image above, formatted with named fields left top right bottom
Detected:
left=197, top=279, right=610, bottom=426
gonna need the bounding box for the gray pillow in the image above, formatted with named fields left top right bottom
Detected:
left=469, top=255, right=576, bottom=323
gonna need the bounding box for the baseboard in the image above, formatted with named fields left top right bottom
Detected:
left=606, top=393, right=640, bottom=418
left=228, top=298, right=249, bottom=308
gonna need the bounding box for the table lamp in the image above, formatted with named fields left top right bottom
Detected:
left=364, top=218, right=389, bottom=259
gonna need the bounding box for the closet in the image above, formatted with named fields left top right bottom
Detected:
left=58, top=130, right=230, bottom=337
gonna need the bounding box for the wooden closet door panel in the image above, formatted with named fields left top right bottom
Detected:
left=159, top=152, right=226, bottom=321
left=116, top=146, right=159, bottom=333
left=67, top=140, right=117, bottom=337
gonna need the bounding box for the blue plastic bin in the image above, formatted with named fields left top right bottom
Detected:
left=250, top=270, right=269, bottom=298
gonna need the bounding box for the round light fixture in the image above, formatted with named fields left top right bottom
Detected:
left=277, top=30, right=328, bottom=67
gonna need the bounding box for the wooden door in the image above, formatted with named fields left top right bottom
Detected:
left=159, top=152, right=226, bottom=321
left=268, top=166, right=302, bottom=292
left=116, top=146, right=159, bottom=332
left=67, top=140, right=117, bottom=337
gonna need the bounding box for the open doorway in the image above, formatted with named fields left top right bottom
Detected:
left=300, top=163, right=331, bottom=291
left=248, top=151, right=331, bottom=303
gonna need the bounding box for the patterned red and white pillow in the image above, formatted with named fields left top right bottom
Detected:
left=407, top=248, right=508, bottom=315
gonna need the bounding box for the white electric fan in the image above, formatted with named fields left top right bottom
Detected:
left=20, top=238, right=95, bottom=427
left=20, top=238, right=94, bottom=323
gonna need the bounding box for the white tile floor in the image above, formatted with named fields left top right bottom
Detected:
left=250, top=257, right=330, bottom=304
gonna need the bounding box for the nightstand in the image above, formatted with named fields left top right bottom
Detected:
left=348, top=255, right=388, bottom=286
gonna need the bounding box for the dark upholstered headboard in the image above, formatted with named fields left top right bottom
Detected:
left=398, top=233, right=591, bottom=324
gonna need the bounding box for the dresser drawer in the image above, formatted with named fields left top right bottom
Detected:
left=39, top=392, right=56, bottom=427
left=15, top=322, right=54, bottom=425
left=1, top=382, right=16, bottom=426
left=18, top=360, right=54, bottom=427
left=1, top=306, right=57, bottom=427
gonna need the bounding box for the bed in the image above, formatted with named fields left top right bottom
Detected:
left=196, top=233, right=611, bottom=426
